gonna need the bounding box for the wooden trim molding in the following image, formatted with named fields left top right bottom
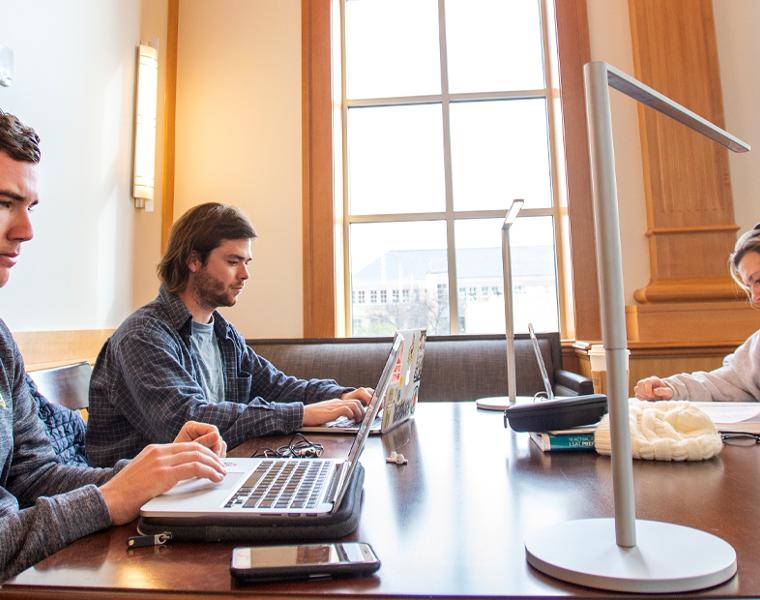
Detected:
left=645, top=223, right=739, bottom=237
left=302, top=0, right=337, bottom=337
left=628, top=0, right=738, bottom=305
left=554, top=0, right=600, bottom=341
left=574, top=336, right=743, bottom=396
left=13, top=329, right=113, bottom=371
left=161, top=0, right=179, bottom=252
left=626, top=300, right=757, bottom=343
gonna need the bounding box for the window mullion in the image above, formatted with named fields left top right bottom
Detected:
left=346, top=89, right=548, bottom=108
left=339, top=0, right=351, bottom=335
left=438, top=0, right=458, bottom=335
left=539, top=0, right=566, bottom=338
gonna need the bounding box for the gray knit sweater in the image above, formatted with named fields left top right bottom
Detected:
left=664, top=327, right=760, bottom=401
left=0, top=320, right=115, bottom=581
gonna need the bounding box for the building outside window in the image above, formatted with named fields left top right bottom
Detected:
left=341, top=0, right=562, bottom=337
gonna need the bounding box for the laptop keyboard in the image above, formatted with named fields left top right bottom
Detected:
left=224, top=459, right=332, bottom=510
left=326, top=415, right=358, bottom=428
left=324, top=414, right=382, bottom=428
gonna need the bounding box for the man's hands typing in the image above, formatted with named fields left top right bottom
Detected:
left=302, top=387, right=374, bottom=426
left=173, top=419, right=227, bottom=457
left=340, top=387, right=373, bottom=405
left=99, top=421, right=228, bottom=525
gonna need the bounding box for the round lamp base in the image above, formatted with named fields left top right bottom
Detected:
left=526, top=518, right=736, bottom=594
left=475, top=396, right=536, bottom=411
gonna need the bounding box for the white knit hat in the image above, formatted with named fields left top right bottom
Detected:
left=595, top=401, right=723, bottom=461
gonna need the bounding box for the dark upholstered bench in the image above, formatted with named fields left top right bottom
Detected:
left=29, top=361, right=92, bottom=416
left=248, top=334, right=593, bottom=403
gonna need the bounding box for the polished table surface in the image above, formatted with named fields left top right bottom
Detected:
left=3, top=402, right=760, bottom=598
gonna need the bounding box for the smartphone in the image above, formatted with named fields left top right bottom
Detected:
left=231, top=542, right=381, bottom=582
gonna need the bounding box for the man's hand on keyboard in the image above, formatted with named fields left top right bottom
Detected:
left=302, top=397, right=366, bottom=426
left=340, top=387, right=374, bottom=406
left=99, top=440, right=227, bottom=525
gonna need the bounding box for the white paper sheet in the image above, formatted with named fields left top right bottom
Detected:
left=690, top=401, right=760, bottom=424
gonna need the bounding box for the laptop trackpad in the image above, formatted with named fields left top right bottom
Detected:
left=162, top=467, right=247, bottom=497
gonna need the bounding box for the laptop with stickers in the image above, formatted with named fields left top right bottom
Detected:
left=299, top=328, right=426, bottom=435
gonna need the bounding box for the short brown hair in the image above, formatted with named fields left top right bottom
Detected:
left=0, top=110, right=41, bottom=163
left=729, top=223, right=760, bottom=306
left=158, top=202, right=257, bottom=293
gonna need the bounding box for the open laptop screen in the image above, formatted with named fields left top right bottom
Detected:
left=528, top=323, right=554, bottom=400
left=336, top=333, right=403, bottom=506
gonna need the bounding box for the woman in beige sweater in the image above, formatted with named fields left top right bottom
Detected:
left=634, top=224, right=760, bottom=402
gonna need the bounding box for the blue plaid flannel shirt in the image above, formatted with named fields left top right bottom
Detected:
left=86, top=286, right=351, bottom=466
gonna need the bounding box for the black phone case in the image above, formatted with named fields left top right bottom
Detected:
left=503, top=394, right=608, bottom=432
left=137, top=463, right=364, bottom=543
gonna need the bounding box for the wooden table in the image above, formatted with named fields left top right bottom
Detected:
left=3, top=402, right=759, bottom=598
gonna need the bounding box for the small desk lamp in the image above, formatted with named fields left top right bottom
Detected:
left=524, top=61, right=750, bottom=593
left=476, top=199, right=528, bottom=411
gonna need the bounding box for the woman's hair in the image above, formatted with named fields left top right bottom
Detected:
left=729, top=223, right=760, bottom=306
left=158, top=202, right=256, bottom=293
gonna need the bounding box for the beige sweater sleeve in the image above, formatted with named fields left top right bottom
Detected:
left=663, top=328, right=760, bottom=401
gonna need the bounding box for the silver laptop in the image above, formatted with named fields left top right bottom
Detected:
left=300, top=328, right=426, bottom=435
left=139, top=334, right=404, bottom=520
left=528, top=322, right=554, bottom=400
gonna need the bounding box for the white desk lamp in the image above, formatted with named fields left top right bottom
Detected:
left=524, top=61, right=750, bottom=593
left=475, top=199, right=531, bottom=411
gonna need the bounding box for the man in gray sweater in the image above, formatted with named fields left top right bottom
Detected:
left=0, top=111, right=228, bottom=581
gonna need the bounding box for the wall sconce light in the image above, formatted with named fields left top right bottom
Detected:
left=132, top=43, right=158, bottom=211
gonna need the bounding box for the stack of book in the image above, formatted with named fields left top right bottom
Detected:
left=528, top=425, right=597, bottom=452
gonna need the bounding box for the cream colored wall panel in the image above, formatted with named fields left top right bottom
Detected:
left=174, top=0, right=303, bottom=338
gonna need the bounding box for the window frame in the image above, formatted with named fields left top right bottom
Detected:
left=302, top=0, right=599, bottom=340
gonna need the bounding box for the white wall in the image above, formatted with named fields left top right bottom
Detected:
left=0, top=0, right=141, bottom=331
left=174, top=0, right=303, bottom=338
left=585, top=0, right=757, bottom=303
left=713, top=0, right=760, bottom=234
left=132, top=0, right=169, bottom=310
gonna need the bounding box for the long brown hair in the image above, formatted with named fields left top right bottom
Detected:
left=729, top=223, right=760, bottom=307
left=158, top=203, right=256, bottom=293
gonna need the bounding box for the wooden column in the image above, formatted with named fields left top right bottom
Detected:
left=626, top=0, right=752, bottom=343
left=161, top=0, right=179, bottom=251
left=554, top=0, right=600, bottom=341
left=302, top=0, right=337, bottom=337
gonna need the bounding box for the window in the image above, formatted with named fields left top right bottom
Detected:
left=341, top=0, right=562, bottom=336
left=302, top=0, right=595, bottom=339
